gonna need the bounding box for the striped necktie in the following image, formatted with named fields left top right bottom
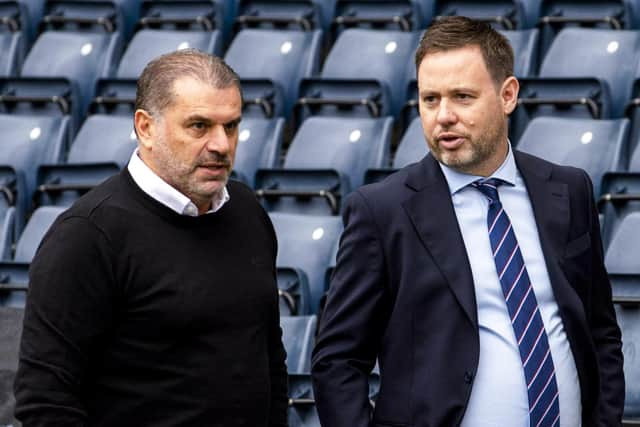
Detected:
left=471, top=178, right=560, bottom=427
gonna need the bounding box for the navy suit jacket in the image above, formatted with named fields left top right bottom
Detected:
left=311, top=151, right=624, bottom=427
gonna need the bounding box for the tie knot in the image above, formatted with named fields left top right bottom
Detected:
left=471, top=178, right=504, bottom=204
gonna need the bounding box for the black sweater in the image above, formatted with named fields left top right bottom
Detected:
left=14, top=170, right=288, bottom=427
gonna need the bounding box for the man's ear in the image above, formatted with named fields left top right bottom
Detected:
left=500, top=76, right=520, bottom=115
left=134, top=109, right=156, bottom=150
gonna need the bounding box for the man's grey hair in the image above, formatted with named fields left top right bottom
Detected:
left=135, top=49, right=242, bottom=117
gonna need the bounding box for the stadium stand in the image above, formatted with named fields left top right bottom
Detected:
left=434, top=0, right=527, bottom=30
left=0, top=305, right=23, bottom=426
left=297, top=29, right=420, bottom=121
left=235, top=0, right=328, bottom=32
left=270, top=213, right=342, bottom=314
left=515, top=116, right=629, bottom=197
left=231, top=116, right=284, bottom=187
left=0, top=206, right=65, bottom=308
left=281, top=315, right=317, bottom=373
left=332, top=0, right=430, bottom=32
left=513, top=27, right=640, bottom=142
left=256, top=116, right=393, bottom=215
left=34, top=114, right=136, bottom=207
left=225, top=28, right=323, bottom=119
left=0, top=114, right=69, bottom=234
left=365, top=115, right=428, bottom=183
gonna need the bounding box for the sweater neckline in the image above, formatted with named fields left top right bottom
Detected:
left=120, top=169, right=231, bottom=225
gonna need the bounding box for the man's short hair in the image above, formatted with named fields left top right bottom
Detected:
left=135, top=49, right=241, bottom=116
left=415, top=16, right=514, bottom=86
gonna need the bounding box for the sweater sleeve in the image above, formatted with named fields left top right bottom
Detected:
left=14, top=215, right=116, bottom=426
left=262, top=207, right=288, bottom=427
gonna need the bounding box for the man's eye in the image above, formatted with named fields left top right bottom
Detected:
left=224, top=121, right=239, bottom=132
left=456, top=94, right=471, bottom=100
left=191, top=122, right=205, bottom=130
left=423, top=96, right=437, bottom=104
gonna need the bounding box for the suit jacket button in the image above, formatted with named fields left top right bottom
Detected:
left=464, top=371, right=473, bottom=384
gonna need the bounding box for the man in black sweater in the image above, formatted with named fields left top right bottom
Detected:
left=14, top=50, right=288, bottom=426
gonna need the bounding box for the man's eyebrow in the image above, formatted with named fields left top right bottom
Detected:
left=184, top=114, right=212, bottom=124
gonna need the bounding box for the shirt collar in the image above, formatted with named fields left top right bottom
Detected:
left=438, top=142, right=517, bottom=196
left=127, top=148, right=230, bottom=216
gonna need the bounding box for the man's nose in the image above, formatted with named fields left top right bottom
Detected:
left=206, top=125, right=231, bottom=154
left=436, top=99, right=457, bottom=125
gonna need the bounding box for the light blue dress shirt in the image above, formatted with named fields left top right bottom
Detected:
left=438, top=146, right=581, bottom=427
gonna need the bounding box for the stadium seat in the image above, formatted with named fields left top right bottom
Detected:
left=231, top=116, right=284, bottom=187
left=225, top=29, right=322, bottom=119
left=7, top=30, right=122, bottom=132
left=256, top=116, right=393, bottom=215
left=513, top=28, right=640, bottom=141
left=297, top=29, right=420, bottom=120
left=332, top=0, right=428, bottom=33
left=35, top=114, right=136, bottom=207
left=269, top=213, right=343, bottom=314
left=538, top=0, right=636, bottom=54
left=0, top=305, right=23, bottom=425
left=365, top=115, right=428, bottom=183
left=281, top=315, right=316, bottom=373
left=0, top=206, right=65, bottom=308
left=235, top=0, right=328, bottom=32
left=115, top=29, right=223, bottom=78
left=0, top=0, right=44, bottom=44
left=598, top=172, right=640, bottom=249
left=616, top=297, right=640, bottom=424
left=0, top=31, right=23, bottom=77
left=140, top=0, right=235, bottom=43
left=0, top=114, right=70, bottom=234
left=40, top=0, right=141, bottom=39
left=515, top=117, right=629, bottom=197
left=434, top=0, right=527, bottom=30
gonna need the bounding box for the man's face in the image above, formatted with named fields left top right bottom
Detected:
left=136, top=77, right=242, bottom=212
left=417, top=45, right=518, bottom=176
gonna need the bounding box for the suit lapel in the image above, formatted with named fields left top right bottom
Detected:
left=401, top=154, right=478, bottom=328
left=514, top=151, right=570, bottom=288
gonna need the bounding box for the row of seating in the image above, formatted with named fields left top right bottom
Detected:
left=5, top=0, right=640, bottom=44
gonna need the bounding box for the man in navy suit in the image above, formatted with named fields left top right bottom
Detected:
left=311, top=16, right=624, bottom=427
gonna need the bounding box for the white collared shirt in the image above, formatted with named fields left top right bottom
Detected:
left=440, top=146, right=582, bottom=427
left=127, top=149, right=230, bottom=216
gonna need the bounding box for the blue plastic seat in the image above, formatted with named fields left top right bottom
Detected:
left=0, top=206, right=65, bottom=308
left=297, top=29, right=420, bottom=120
left=0, top=0, right=44, bottom=44
left=516, top=117, right=629, bottom=198
left=35, top=114, right=137, bottom=207
left=235, top=0, right=329, bottom=32
left=513, top=28, right=640, bottom=141
left=0, top=114, right=69, bottom=234
left=269, top=213, right=343, bottom=314
left=365, top=115, right=428, bottom=183
left=5, top=30, right=122, bottom=132
left=115, top=29, right=223, bottom=78
left=40, top=0, right=141, bottom=40
left=501, top=28, right=540, bottom=77
left=538, top=0, right=636, bottom=54
left=225, top=29, right=322, bottom=119
left=140, top=0, right=234, bottom=43
left=332, top=0, right=429, bottom=32
left=281, top=315, right=317, bottom=373
left=434, top=0, right=526, bottom=30
left=0, top=31, right=23, bottom=76
left=256, top=116, right=393, bottom=215
left=231, top=116, right=284, bottom=187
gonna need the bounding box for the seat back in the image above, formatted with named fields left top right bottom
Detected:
left=501, top=28, right=539, bottom=77
left=516, top=117, right=629, bottom=197
left=225, top=29, right=322, bottom=118
left=116, top=29, right=223, bottom=78
left=321, top=29, right=419, bottom=117
left=393, top=116, right=428, bottom=168
left=21, top=30, right=122, bottom=125
left=434, top=0, right=526, bottom=30
left=280, top=315, right=316, bottom=373
left=14, top=206, right=65, bottom=262
left=539, top=28, right=640, bottom=117
left=232, top=117, right=284, bottom=186
left=270, top=213, right=343, bottom=313
left=0, top=114, right=69, bottom=232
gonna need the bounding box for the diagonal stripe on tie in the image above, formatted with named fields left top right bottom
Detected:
left=471, top=178, right=560, bottom=427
